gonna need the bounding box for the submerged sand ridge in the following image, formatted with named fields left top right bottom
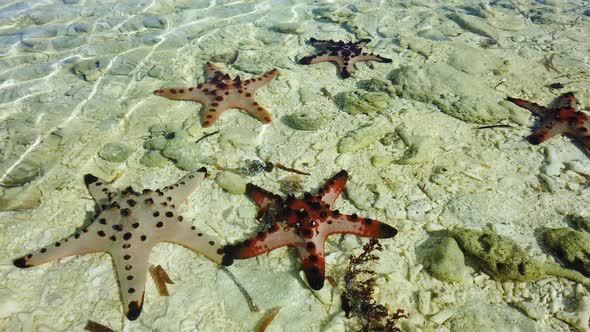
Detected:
left=1, top=0, right=590, bottom=331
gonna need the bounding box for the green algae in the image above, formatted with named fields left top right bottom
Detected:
left=449, top=228, right=590, bottom=287
left=98, top=143, right=133, bottom=162
left=542, top=227, right=590, bottom=277
left=284, top=109, right=324, bottom=131
left=337, top=90, right=392, bottom=115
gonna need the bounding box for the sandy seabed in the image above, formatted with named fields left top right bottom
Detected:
left=1, top=0, right=590, bottom=331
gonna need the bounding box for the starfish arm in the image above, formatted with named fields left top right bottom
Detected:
left=350, top=53, right=392, bottom=65
left=84, top=174, right=113, bottom=208
left=205, top=62, right=224, bottom=79
left=223, top=223, right=299, bottom=259
left=244, top=68, right=279, bottom=92
left=246, top=183, right=282, bottom=211
left=528, top=121, right=569, bottom=144
left=160, top=221, right=227, bottom=265
left=355, top=39, right=372, bottom=48
left=573, top=125, right=590, bottom=150
left=160, top=168, right=207, bottom=206
left=507, top=97, right=550, bottom=117
left=153, top=86, right=207, bottom=104
left=295, top=238, right=326, bottom=290
left=13, top=226, right=111, bottom=268
left=308, top=37, right=334, bottom=47
left=322, top=214, right=398, bottom=239
left=110, top=246, right=149, bottom=320
left=232, top=98, right=273, bottom=124
left=556, top=92, right=577, bottom=109
left=299, top=52, right=345, bottom=68
left=316, top=170, right=348, bottom=207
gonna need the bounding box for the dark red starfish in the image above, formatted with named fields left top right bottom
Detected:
left=298, top=38, right=392, bottom=78
left=222, top=170, right=398, bottom=290
left=507, top=92, right=590, bottom=150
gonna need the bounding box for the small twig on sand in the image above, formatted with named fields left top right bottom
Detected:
left=149, top=265, right=174, bottom=296
left=221, top=267, right=260, bottom=313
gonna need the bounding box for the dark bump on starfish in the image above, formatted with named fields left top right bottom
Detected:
left=191, top=226, right=196, bottom=230
left=55, top=242, right=61, bottom=247
left=170, top=89, right=177, bottom=94
left=143, top=189, right=152, bottom=195
left=113, top=225, right=123, bottom=232
left=14, top=257, right=31, bottom=268
left=40, top=248, right=47, bottom=253
left=153, top=211, right=160, bottom=217
left=209, top=241, right=215, bottom=246
left=156, top=222, right=163, bottom=228
left=83, top=174, right=99, bottom=185
left=127, top=301, right=142, bottom=321
left=99, top=218, right=107, bottom=224
left=141, top=235, right=147, bottom=241
left=309, top=255, right=318, bottom=262
left=121, top=208, right=132, bottom=217
left=123, top=233, right=132, bottom=240
left=132, top=223, right=139, bottom=229
left=97, top=231, right=106, bottom=237
left=110, top=235, right=116, bottom=241
left=198, top=233, right=203, bottom=237
left=179, top=89, right=184, bottom=93
left=127, top=199, right=137, bottom=207
left=221, top=254, right=234, bottom=266
left=306, top=242, right=315, bottom=251
left=165, top=211, right=174, bottom=218
left=379, top=223, right=398, bottom=238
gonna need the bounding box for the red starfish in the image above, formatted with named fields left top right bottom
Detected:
left=507, top=92, right=590, bottom=150
left=154, top=62, right=279, bottom=127
left=298, top=38, right=392, bottom=78
left=222, top=170, right=398, bottom=290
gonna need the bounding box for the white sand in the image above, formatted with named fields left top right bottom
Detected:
left=1, top=0, right=589, bottom=331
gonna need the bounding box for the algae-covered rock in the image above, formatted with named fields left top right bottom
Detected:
left=0, top=159, right=41, bottom=187
left=143, top=128, right=211, bottom=171
left=73, top=59, right=104, bottom=81
left=139, top=150, right=168, bottom=167
left=215, top=171, right=248, bottom=194
left=449, top=228, right=590, bottom=287
left=450, top=303, right=538, bottom=332
left=0, top=185, right=42, bottom=211
left=389, top=64, right=510, bottom=124
left=99, top=143, right=133, bottom=162
left=283, top=110, right=324, bottom=131
left=543, top=227, right=590, bottom=276
left=338, top=121, right=393, bottom=153
left=430, top=237, right=466, bottom=283
left=337, top=90, right=392, bottom=115
left=357, top=78, right=396, bottom=95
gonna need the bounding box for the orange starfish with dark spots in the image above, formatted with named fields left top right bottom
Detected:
left=507, top=92, right=590, bottom=151
left=154, top=62, right=279, bottom=127
left=223, top=170, right=398, bottom=290
left=299, top=38, right=392, bottom=78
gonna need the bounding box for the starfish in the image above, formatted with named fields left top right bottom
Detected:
left=223, top=170, right=398, bottom=290
left=507, top=92, right=590, bottom=151
left=13, top=168, right=231, bottom=321
left=298, top=38, right=392, bottom=78
left=153, top=62, right=279, bottom=127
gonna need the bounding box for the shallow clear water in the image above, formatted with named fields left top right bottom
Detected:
left=1, top=0, right=590, bottom=331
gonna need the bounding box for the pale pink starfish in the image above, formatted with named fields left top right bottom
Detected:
left=13, top=168, right=231, bottom=320
left=154, top=62, right=279, bottom=127
left=507, top=92, right=590, bottom=151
